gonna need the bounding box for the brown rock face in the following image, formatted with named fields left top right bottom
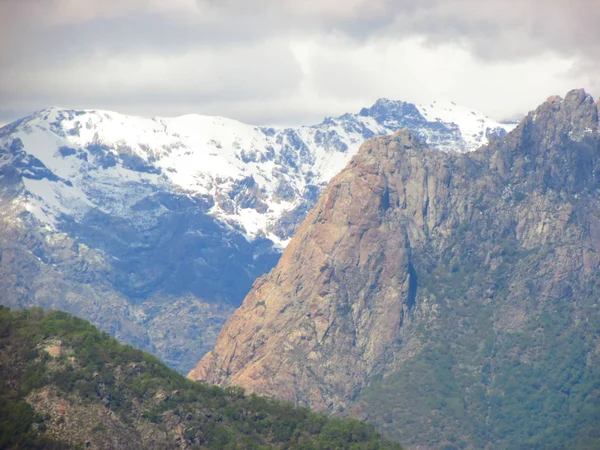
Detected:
left=190, top=90, right=600, bottom=448
left=191, top=131, right=428, bottom=411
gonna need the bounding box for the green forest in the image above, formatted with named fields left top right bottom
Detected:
left=0, top=307, right=402, bottom=450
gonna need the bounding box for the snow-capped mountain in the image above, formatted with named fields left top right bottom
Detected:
left=1, top=99, right=514, bottom=248
left=0, top=99, right=515, bottom=372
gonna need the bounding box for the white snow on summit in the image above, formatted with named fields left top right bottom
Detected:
left=0, top=100, right=515, bottom=248
left=417, top=101, right=517, bottom=151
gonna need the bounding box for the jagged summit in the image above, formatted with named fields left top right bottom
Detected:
left=528, top=89, right=599, bottom=142
left=479, top=88, right=600, bottom=194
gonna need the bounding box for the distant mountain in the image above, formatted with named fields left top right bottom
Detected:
left=0, top=307, right=402, bottom=449
left=0, top=99, right=513, bottom=373
left=190, top=90, right=600, bottom=449
left=0, top=100, right=512, bottom=245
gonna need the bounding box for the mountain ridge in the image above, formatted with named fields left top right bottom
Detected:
left=1, top=99, right=512, bottom=246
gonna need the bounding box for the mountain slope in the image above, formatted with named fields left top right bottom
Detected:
left=0, top=100, right=512, bottom=373
left=0, top=306, right=403, bottom=450
left=190, top=89, right=600, bottom=449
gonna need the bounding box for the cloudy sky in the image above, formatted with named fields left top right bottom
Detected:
left=1, top=0, right=599, bottom=126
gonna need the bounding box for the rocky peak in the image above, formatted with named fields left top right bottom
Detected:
left=485, top=89, right=600, bottom=194
left=188, top=129, right=438, bottom=411
left=189, top=91, right=600, bottom=448
left=359, top=99, right=425, bottom=126
left=359, top=98, right=428, bottom=132
left=528, top=88, right=598, bottom=143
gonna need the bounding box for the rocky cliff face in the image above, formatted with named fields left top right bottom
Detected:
left=0, top=99, right=511, bottom=373
left=190, top=90, right=600, bottom=449
left=190, top=131, right=428, bottom=410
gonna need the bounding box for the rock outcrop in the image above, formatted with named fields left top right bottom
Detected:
left=190, top=90, right=600, bottom=449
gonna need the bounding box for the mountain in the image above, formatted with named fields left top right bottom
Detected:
left=189, top=89, right=600, bottom=449
left=0, top=306, right=402, bottom=449
left=0, top=100, right=512, bottom=373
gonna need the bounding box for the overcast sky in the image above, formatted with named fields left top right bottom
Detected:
left=1, top=0, right=599, bottom=126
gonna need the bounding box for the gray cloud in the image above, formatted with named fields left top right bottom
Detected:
left=0, top=0, right=598, bottom=125
left=401, top=1, right=600, bottom=62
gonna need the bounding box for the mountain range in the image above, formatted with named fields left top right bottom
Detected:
left=0, top=98, right=512, bottom=373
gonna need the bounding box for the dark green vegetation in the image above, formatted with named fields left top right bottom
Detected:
left=0, top=307, right=402, bottom=449
left=358, top=237, right=600, bottom=449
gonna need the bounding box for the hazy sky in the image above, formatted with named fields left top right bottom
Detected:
left=1, top=0, right=599, bottom=126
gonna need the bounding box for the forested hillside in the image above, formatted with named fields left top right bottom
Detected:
left=0, top=307, right=402, bottom=450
